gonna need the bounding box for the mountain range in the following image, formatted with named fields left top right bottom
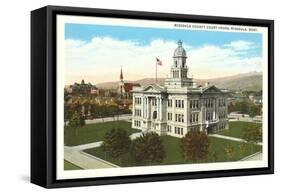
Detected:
left=96, top=71, right=262, bottom=91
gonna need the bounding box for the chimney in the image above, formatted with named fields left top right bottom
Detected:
left=205, top=82, right=210, bottom=87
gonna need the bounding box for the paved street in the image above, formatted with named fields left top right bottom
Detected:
left=85, top=114, right=131, bottom=124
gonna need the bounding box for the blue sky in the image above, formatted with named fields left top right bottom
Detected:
left=65, top=23, right=262, bottom=57
left=64, top=23, right=263, bottom=84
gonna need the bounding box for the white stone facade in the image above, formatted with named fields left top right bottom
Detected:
left=131, top=40, right=229, bottom=137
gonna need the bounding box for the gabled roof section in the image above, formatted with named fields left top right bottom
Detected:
left=201, top=85, right=227, bottom=94
left=142, top=84, right=166, bottom=93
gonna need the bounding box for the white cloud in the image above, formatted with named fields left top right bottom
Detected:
left=224, top=40, right=256, bottom=50
left=64, top=37, right=262, bottom=84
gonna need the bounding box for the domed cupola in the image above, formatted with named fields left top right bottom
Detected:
left=173, top=40, right=187, bottom=58
left=173, top=40, right=187, bottom=68
left=165, top=40, right=194, bottom=88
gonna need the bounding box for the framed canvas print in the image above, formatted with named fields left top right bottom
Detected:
left=31, top=5, right=274, bottom=188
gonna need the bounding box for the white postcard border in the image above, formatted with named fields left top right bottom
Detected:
left=56, top=15, right=268, bottom=180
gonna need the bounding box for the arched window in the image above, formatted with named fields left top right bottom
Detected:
left=153, top=111, right=157, bottom=119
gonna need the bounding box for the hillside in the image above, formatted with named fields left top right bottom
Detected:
left=96, top=72, right=262, bottom=91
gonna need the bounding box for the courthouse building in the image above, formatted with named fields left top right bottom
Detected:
left=131, top=40, right=229, bottom=137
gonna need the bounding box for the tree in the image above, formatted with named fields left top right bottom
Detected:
left=101, top=128, right=131, bottom=164
left=132, top=132, right=165, bottom=165
left=243, top=125, right=262, bottom=153
left=181, top=131, right=210, bottom=162
left=68, top=111, right=85, bottom=136
left=224, top=144, right=234, bottom=161
left=238, top=143, right=247, bottom=157
left=64, top=107, right=74, bottom=126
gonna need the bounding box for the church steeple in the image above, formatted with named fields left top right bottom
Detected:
left=119, top=66, right=125, bottom=98
left=120, top=66, right=124, bottom=80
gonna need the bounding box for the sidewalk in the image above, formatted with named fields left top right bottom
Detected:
left=209, top=134, right=262, bottom=146
left=64, top=131, right=143, bottom=169
left=64, top=146, right=118, bottom=169
left=240, top=152, right=263, bottom=161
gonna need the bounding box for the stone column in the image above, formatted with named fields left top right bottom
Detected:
left=213, top=98, right=216, bottom=120
left=157, top=97, right=160, bottom=120
left=146, top=97, right=149, bottom=119
left=160, top=97, right=162, bottom=121
left=142, top=96, right=144, bottom=118
left=216, top=98, right=219, bottom=120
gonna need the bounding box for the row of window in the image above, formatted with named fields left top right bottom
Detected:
left=134, top=109, right=142, bottom=116
left=190, top=113, right=199, bottom=123
left=167, top=125, right=184, bottom=135
left=175, top=114, right=184, bottom=123
left=175, top=100, right=184, bottom=108
left=190, top=100, right=199, bottom=109
left=205, top=99, right=214, bottom=108
left=151, top=98, right=157, bottom=106
left=206, top=112, right=213, bottom=121
left=135, top=98, right=226, bottom=108
left=168, top=99, right=185, bottom=108
left=172, top=70, right=180, bottom=78
left=181, top=70, right=187, bottom=78
left=135, top=97, right=142, bottom=105
left=167, top=112, right=173, bottom=121
left=134, top=120, right=141, bottom=127
left=175, top=127, right=184, bottom=135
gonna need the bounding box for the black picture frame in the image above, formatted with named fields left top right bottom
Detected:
left=31, top=5, right=274, bottom=188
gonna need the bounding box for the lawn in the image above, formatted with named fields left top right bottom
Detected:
left=220, top=121, right=262, bottom=139
left=84, top=135, right=262, bottom=167
left=64, top=121, right=141, bottom=146
left=64, top=160, right=82, bottom=170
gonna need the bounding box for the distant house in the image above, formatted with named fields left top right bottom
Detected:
left=253, top=95, right=262, bottom=105
left=248, top=93, right=255, bottom=101
left=68, top=80, right=99, bottom=96
left=228, top=92, right=247, bottom=104
left=117, top=67, right=140, bottom=98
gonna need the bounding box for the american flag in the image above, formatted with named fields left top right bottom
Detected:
left=156, top=57, right=163, bottom=66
